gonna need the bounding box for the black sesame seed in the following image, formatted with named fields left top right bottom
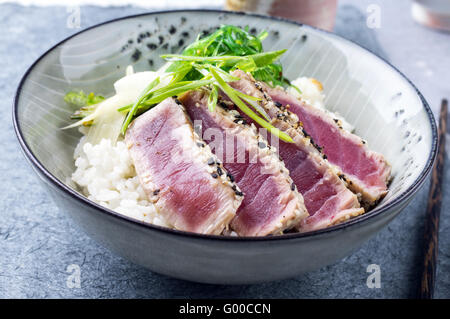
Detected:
left=197, top=142, right=205, bottom=148
left=274, top=101, right=282, bottom=107
left=147, top=43, right=157, bottom=50
left=169, top=25, right=177, bottom=34
left=301, top=34, right=308, bottom=42
left=217, top=167, right=223, bottom=176
left=232, top=185, right=237, bottom=191
left=258, top=142, right=266, bottom=149
left=162, top=43, right=169, bottom=50
left=131, top=49, right=141, bottom=62
left=158, top=35, right=164, bottom=45
left=128, top=39, right=133, bottom=44
left=211, top=173, right=218, bottom=179
left=181, top=17, right=186, bottom=23
left=250, top=28, right=257, bottom=34
left=323, top=154, right=328, bottom=160
left=148, top=59, right=154, bottom=66
left=178, top=39, right=184, bottom=47
left=291, top=183, right=295, bottom=191
left=174, top=99, right=182, bottom=105
left=219, top=101, right=229, bottom=110
left=235, top=190, right=244, bottom=196
left=227, top=173, right=235, bottom=182
left=153, top=189, right=160, bottom=196
left=181, top=31, right=189, bottom=37
left=207, top=157, right=215, bottom=165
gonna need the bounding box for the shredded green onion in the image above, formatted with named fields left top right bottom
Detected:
left=68, top=25, right=295, bottom=143
left=209, top=67, right=293, bottom=143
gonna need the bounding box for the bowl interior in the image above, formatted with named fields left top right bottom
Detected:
left=15, top=11, right=435, bottom=228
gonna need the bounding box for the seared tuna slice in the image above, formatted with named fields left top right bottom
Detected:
left=270, top=119, right=364, bottom=232
left=229, top=70, right=364, bottom=232
left=125, top=98, right=242, bottom=235
left=263, top=85, right=391, bottom=206
left=180, top=90, right=308, bottom=236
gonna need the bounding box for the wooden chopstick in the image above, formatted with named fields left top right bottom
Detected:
left=418, top=99, right=448, bottom=299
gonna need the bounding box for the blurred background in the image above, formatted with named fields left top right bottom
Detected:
left=0, top=0, right=449, bottom=298
left=3, top=0, right=449, bottom=115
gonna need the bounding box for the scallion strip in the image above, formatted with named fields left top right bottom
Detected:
left=209, top=67, right=293, bottom=143
left=143, top=79, right=215, bottom=106
left=207, top=85, right=218, bottom=112
left=121, top=76, right=160, bottom=135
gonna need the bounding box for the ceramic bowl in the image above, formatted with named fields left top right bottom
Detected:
left=13, top=10, right=437, bottom=284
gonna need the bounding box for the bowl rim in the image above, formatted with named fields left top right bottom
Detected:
left=12, top=9, right=438, bottom=242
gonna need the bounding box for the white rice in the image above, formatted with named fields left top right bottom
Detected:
left=71, top=136, right=169, bottom=227
left=287, top=77, right=326, bottom=110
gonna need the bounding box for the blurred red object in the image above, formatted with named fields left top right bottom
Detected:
left=412, top=0, right=450, bottom=32
left=225, top=0, right=338, bottom=31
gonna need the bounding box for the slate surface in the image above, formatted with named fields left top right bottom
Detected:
left=0, top=1, right=449, bottom=298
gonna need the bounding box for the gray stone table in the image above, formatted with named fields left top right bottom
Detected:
left=0, top=0, right=449, bottom=298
